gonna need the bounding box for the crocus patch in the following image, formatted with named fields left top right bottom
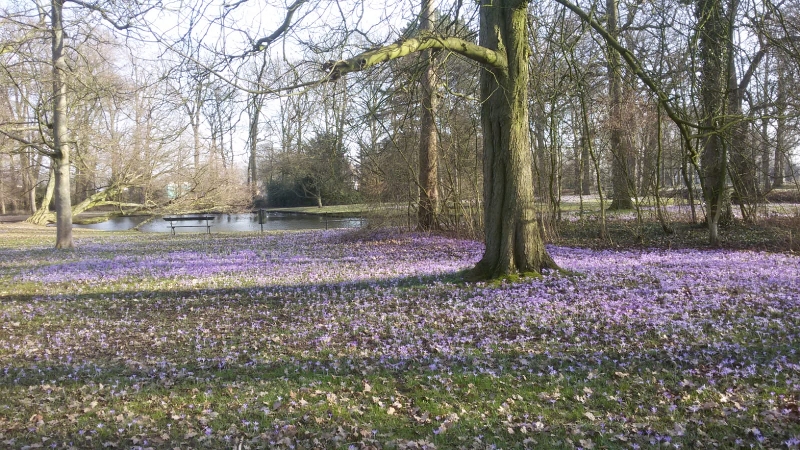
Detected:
left=1, top=228, right=798, bottom=449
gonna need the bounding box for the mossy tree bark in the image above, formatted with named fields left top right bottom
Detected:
left=470, top=0, right=556, bottom=278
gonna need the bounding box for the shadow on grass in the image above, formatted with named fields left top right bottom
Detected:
left=1, top=233, right=798, bottom=447
left=0, top=331, right=793, bottom=448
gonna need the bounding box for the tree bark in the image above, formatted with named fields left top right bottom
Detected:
left=417, top=0, right=440, bottom=231
left=51, top=0, right=73, bottom=249
left=761, top=115, right=771, bottom=193
left=20, top=152, right=37, bottom=214
left=28, top=180, right=138, bottom=225
left=774, top=61, right=787, bottom=188
left=580, top=127, right=592, bottom=195
left=469, top=0, right=556, bottom=278
left=607, top=0, right=633, bottom=210
left=696, top=0, right=732, bottom=246
left=727, top=42, right=766, bottom=223
left=248, top=92, right=261, bottom=195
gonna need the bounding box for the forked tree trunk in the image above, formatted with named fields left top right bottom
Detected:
left=469, top=0, right=556, bottom=278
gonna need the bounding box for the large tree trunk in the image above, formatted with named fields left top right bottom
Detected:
left=469, top=0, right=556, bottom=279
left=696, top=0, right=732, bottom=246
left=417, top=0, right=439, bottom=231
left=607, top=0, right=634, bottom=210
left=52, top=0, right=73, bottom=249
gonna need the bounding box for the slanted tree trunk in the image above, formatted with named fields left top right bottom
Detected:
left=417, top=0, right=439, bottom=231
left=470, top=0, right=556, bottom=278
left=28, top=180, right=137, bottom=225
left=27, top=169, right=56, bottom=225
left=51, top=0, right=73, bottom=249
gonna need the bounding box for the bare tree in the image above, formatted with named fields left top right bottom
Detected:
left=0, top=0, right=156, bottom=247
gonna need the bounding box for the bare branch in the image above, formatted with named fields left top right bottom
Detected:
left=0, top=128, right=55, bottom=157
left=66, top=0, right=148, bottom=30
left=252, top=0, right=307, bottom=51
left=553, top=0, right=697, bottom=131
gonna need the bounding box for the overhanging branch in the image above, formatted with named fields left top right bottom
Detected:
left=322, top=33, right=506, bottom=80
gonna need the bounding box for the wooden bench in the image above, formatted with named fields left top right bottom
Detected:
left=163, top=216, right=214, bottom=235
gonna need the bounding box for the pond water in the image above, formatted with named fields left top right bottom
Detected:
left=73, top=212, right=365, bottom=233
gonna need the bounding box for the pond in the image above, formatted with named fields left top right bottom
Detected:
left=73, top=212, right=365, bottom=233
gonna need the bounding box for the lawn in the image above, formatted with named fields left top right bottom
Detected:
left=0, top=224, right=799, bottom=449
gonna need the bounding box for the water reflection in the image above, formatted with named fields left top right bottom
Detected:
left=74, top=212, right=364, bottom=233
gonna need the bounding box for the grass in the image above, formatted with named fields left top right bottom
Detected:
left=554, top=216, right=800, bottom=252
left=0, top=222, right=799, bottom=449
left=261, top=203, right=401, bottom=217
